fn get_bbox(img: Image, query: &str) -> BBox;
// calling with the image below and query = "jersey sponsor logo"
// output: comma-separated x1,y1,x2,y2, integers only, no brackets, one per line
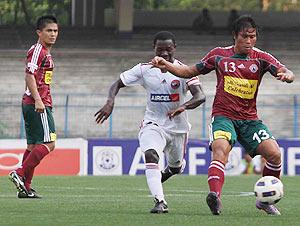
224,76,258,99
249,64,258,73
171,79,180,89
150,93,179,102
44,71,53,85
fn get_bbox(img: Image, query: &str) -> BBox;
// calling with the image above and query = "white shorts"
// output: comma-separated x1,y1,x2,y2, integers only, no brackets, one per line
138,122,188,168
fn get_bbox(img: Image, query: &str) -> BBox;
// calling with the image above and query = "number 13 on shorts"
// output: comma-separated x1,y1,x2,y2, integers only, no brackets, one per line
252,129,274,144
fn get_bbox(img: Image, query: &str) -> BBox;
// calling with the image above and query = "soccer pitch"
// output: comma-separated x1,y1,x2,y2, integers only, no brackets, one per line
0,175,299,226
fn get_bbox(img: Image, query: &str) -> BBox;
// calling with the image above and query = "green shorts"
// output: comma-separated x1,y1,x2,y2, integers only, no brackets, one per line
209,115,275,157
22,104,56,144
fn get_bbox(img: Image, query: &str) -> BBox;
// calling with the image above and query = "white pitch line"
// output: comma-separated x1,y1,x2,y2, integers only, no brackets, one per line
37,186,254,197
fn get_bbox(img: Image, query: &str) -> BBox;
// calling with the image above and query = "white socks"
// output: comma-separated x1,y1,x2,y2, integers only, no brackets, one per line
145,164,165,203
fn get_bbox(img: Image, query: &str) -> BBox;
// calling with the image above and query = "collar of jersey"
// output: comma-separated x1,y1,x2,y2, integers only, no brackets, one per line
231,53,248,59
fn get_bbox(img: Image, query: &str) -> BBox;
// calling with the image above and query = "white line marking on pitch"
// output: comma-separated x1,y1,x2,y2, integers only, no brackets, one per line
39,186,254,197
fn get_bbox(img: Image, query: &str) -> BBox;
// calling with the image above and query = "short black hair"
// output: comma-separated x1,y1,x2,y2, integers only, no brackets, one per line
36,15,58,30
153,31,176,46
232,15,259,35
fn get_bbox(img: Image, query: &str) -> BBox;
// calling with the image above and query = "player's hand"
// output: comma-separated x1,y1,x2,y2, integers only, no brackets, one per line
35,99,45,113
167,106,185,120
151,56,167,70
94,102,114,124
276,68,295,83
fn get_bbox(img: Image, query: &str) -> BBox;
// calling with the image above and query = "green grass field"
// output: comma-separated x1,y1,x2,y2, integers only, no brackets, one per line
0,175,299,226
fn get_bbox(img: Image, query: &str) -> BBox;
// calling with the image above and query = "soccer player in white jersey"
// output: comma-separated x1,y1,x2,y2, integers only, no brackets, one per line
95,31,205,213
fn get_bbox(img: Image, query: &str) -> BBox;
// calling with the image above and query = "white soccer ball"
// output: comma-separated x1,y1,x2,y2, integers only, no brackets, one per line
254,176,284,205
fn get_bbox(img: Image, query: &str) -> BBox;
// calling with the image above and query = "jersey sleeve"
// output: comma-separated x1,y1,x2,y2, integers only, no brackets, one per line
258,51,285,76
195,47,218,74
186,76,201,87
25,44,45,75
120,63,144,86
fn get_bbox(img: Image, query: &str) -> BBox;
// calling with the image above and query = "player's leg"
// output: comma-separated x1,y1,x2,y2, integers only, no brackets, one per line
22,106,56,196
207,116,236,215
20,141,55,198
256,140,281,178
9,104,35,194
10,105,56,198
238,120,281,215
161,159,186,183
139,123,168,213
22,148,31,163
161,132,187,183
237,120,281,178
255,139,281,215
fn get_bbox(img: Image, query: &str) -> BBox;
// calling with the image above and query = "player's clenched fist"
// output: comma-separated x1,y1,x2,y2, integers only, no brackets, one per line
276,67,295,83
151,56,167,69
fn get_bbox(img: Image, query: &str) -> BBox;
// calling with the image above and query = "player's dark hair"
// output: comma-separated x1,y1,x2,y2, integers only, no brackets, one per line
153,31,176,46
232,15,259,36
36,15,58,30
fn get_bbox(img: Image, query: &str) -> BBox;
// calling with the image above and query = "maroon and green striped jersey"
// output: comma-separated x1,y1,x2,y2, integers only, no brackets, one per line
196,46,284,120
23,43,54,107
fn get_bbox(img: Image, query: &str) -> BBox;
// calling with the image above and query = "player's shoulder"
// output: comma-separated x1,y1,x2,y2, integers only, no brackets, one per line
138,62,157,73
205,46,233,57
140,62,153,68
173,59,200,84
123,62,155,77
212,46,233,54
252,47,275,58
27,43,46,57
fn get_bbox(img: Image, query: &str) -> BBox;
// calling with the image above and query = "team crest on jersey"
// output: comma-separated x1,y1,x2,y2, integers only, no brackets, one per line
249,64,258,73
171,79,180,89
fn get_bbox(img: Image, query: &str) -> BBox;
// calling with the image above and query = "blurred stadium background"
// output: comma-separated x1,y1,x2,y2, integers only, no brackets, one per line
0,0,299,140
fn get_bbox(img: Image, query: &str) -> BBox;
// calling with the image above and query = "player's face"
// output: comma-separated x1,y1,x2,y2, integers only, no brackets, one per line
37,23,58,47
154,39,176,63
234,27,257,55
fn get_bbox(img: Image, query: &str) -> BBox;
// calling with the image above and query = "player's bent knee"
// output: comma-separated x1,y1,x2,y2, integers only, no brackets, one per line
145,149,159,164
268,151,281,165
212,148,228,164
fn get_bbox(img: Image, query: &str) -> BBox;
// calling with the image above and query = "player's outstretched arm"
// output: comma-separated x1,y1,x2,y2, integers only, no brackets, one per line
167,84,206,119
95,79,125,124
276,67,295,83
151,56,200,78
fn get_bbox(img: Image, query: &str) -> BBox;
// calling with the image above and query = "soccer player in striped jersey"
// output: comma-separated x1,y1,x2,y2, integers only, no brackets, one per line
9,15,58,198
151,16,295,216
95,31,206,213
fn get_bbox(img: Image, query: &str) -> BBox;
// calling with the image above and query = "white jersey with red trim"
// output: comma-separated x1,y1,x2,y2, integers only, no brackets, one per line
120,59,201,133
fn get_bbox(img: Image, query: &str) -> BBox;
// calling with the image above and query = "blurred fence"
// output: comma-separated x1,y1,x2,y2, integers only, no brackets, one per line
0,93,299,140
